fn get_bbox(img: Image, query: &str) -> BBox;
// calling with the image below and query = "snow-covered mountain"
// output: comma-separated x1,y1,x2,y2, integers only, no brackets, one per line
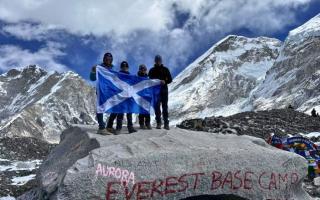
169,35,281,124
169,13,320,124
0,65,96,143
251,13,320,113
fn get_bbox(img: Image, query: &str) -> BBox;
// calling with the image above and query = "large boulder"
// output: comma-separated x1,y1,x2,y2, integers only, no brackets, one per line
28,126,311,200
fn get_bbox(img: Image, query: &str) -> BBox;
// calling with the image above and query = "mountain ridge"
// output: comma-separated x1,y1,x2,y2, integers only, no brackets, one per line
169,13,320,124
0,65,96,143
169,34,282,124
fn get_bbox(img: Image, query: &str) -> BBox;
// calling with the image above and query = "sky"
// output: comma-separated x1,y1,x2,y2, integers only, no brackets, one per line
0,0,320,80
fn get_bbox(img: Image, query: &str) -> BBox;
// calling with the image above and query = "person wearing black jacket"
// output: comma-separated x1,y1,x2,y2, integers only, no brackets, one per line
106,61,137,134
137,64,152,130
90,52,115,135
148,55,172,130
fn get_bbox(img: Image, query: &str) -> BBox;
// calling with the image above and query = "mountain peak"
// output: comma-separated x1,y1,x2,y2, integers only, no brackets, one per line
178,35,281,77
2,65,47,78
1,66,81,81
213,35,280,53
62,70,81,79
22,64,45,72
169,35,281,123
287,13,320,43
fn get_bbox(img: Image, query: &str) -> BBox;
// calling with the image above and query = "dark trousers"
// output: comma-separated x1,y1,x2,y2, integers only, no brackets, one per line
107,113,117,129
97,113,105,129
107,113,133,130
139,114,151,126
155,90,169,125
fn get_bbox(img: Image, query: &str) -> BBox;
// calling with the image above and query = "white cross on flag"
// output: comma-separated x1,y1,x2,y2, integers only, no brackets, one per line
96,65,161,114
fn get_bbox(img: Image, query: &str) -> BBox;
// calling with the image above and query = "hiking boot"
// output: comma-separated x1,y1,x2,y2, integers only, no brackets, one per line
97,128,110,135
114,129,121,135
128,127,137,134
146,124,152,130
156,123,161,129
164,124,170,130
106,127,116,134
139,124,146,129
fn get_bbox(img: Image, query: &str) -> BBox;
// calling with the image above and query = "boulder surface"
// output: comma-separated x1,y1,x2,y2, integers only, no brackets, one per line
27,126,311,200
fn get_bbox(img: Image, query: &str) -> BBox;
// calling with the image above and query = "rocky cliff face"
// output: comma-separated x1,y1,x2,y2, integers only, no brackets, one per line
0,65,96,143
251,14,320,114
169,35,281,124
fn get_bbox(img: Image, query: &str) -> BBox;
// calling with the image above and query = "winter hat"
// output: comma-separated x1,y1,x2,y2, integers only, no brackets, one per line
139,64,147,71
103,52,113,62
120,61,129,69
154,55,162,62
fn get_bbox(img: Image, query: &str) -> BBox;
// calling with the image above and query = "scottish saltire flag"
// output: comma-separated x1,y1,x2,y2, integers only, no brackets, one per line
96,65,161,114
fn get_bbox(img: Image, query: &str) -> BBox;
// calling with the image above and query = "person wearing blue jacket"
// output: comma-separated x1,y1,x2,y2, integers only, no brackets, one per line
90,52,116,135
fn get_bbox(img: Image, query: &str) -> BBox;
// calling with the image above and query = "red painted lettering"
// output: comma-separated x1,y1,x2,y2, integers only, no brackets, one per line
136,181,151,200
222,171,233,189
211,171,222,190
269,173,277,190
189,173,205,190
105,181,120,200
233,170,243,190
259,172,269,190
165,176,178,195
244,171,254,190
290,173,299,185
151,179,164,197
125,183,138,200
177,174,189,192
278,173,288,190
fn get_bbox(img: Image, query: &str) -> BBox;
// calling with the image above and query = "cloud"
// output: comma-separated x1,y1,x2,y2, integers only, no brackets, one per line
0,42,69,72
0,0,315,75
1,22,60,41
0,0,173,37
0,0,312,37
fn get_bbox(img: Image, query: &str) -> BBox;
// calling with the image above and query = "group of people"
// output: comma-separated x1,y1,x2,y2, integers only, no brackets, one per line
90,52,172,135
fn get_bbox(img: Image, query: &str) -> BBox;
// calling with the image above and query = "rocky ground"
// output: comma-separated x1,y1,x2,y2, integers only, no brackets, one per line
304,179,320,197
178,108,320,198
0,137,56,197
178,109,320,140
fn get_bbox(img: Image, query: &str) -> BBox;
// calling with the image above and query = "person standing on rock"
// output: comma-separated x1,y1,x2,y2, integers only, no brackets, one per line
90,52,115,135
148,55,172,130
106,61,137,134
137,64,152,130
